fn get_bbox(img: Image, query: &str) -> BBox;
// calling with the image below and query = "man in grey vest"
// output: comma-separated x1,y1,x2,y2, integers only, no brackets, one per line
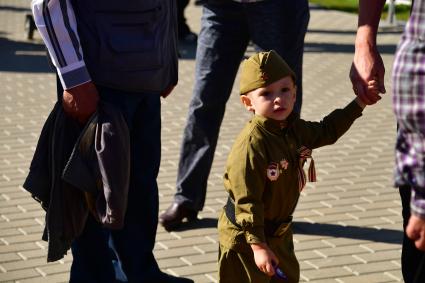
31,0,193,282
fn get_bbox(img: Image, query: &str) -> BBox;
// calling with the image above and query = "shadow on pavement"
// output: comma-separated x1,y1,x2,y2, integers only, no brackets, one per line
0,35,53,73
0,5,31,13
294,221,403,245
308,28,404,35
177,40,397,60
167,219,403,245
304,42,397,54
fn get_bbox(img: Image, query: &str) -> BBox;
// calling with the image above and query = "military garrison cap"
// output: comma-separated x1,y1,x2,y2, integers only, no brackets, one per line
240,50,296,95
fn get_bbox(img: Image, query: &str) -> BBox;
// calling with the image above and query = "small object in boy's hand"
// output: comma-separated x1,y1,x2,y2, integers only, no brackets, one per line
273,264,288,281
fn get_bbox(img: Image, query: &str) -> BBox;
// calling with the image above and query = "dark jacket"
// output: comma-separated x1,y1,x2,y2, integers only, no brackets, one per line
23,102,130,262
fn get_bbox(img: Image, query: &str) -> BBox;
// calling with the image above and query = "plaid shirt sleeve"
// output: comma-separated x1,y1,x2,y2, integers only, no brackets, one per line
392,1,425,219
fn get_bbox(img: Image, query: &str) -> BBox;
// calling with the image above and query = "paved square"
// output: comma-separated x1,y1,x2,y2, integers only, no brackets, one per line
0,1,403,282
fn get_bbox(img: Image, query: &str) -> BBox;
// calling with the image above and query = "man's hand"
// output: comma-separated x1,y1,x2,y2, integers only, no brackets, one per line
351,0,386,105
406,214,425,251
250,242,278,277
63,81,99,124
350,43,386,105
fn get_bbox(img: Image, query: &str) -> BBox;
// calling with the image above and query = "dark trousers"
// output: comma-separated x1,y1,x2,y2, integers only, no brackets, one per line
63,84,163,282
177,0,191,35
399,186,425,283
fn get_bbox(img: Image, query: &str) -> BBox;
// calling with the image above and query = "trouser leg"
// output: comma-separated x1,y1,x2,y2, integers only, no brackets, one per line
60,78,116,283
247,0,309,114
70,216,116,283
177,0,191,36
110,91,162,281
175,1,249,211
88,86,163,282
399,186,425,283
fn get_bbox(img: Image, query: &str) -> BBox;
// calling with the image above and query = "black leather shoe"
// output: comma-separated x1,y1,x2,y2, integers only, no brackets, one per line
159,202,198,231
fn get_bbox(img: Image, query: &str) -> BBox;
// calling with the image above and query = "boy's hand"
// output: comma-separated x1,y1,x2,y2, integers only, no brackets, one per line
354,78,380,109
367,78,380,97
250,242,278,276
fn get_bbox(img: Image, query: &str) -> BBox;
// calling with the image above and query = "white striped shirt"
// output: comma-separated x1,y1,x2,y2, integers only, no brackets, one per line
31,0,91,90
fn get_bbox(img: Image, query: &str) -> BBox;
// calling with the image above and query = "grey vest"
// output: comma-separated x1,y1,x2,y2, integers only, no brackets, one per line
71,0,178,93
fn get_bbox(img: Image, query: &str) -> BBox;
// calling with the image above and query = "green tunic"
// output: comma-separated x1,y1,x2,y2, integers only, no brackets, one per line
218,100,363,283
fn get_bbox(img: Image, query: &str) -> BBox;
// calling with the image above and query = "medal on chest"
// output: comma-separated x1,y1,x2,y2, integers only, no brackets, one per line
280,159,289,170
266,158,289,181
266,162,280,181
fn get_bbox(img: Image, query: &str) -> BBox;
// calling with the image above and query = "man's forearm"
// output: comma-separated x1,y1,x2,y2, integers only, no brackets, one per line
356,0,386,47
350,0,387,103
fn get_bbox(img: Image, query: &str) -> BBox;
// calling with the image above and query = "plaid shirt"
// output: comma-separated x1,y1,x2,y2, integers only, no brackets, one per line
392,0,425,218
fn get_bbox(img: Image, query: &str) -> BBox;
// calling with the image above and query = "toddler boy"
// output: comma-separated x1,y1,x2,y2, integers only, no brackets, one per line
218,50,377,282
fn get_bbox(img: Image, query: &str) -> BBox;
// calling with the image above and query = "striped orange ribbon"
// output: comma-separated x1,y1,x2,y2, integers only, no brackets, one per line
298,146,317,191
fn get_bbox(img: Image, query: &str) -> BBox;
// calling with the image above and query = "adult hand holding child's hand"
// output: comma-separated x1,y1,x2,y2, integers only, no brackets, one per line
350,42,386,105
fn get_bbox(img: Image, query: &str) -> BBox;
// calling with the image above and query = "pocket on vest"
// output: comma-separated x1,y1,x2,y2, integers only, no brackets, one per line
94,3,164,72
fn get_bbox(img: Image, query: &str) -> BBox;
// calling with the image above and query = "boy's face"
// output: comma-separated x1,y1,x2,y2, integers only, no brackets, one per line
241,76,297,121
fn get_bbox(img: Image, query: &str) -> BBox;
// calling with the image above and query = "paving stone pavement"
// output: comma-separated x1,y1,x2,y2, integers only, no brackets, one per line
0,1,405,282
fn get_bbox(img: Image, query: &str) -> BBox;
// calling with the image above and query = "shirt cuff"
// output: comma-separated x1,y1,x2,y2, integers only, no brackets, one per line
244,226,266,244
57,62,91,90
354,97,366,109
411,189,425,220
345,99,364,118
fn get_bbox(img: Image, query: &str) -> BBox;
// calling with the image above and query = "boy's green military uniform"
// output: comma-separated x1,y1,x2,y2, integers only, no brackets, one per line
218,101,363,283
